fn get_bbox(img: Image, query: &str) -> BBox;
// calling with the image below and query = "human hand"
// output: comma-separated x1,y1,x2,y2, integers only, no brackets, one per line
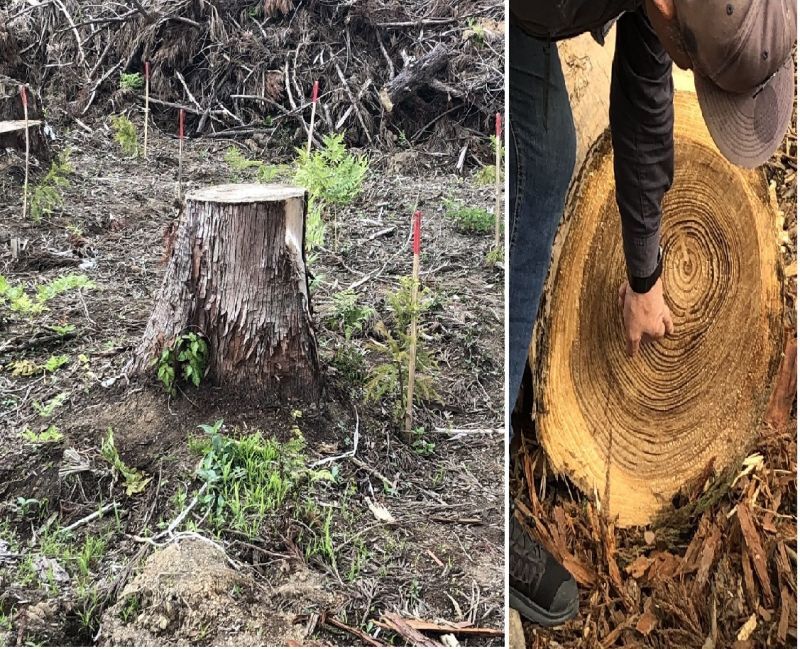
617,278,674,357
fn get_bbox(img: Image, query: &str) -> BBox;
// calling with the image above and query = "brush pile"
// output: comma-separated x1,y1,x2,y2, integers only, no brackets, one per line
2,0,503,152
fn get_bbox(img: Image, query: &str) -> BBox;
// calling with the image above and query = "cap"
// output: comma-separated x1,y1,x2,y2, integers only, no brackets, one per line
675,0,796,168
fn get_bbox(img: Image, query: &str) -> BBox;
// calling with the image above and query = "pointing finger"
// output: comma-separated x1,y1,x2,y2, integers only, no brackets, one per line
664,310,675,336
627,334,641,357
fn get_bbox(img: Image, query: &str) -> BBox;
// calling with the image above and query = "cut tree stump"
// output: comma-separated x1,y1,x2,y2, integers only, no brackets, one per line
379,43,449,113
532,91,784,527
0,76,50,161
132,184,321,401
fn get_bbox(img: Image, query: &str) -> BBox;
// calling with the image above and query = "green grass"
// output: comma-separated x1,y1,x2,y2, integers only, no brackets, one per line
445,199,494,234
224,147,286,183
192,422,331,538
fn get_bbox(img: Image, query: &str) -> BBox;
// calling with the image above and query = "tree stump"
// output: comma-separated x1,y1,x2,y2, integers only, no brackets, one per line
133,184,321,402
533,90,784,527
0,76,50,161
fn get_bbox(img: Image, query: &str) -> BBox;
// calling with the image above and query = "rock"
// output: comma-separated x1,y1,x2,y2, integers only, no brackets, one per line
99,537,336,647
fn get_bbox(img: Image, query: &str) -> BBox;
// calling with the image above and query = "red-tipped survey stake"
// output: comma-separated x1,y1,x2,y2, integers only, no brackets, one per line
494,112,502,249
404,210,423,436
143,61,150,159
306,80,319,155
21,86,29,221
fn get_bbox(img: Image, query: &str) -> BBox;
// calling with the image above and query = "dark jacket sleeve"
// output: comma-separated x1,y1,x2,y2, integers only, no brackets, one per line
609,7,674,279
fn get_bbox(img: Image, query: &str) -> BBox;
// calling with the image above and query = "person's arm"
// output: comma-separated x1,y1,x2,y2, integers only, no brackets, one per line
610,6,674,285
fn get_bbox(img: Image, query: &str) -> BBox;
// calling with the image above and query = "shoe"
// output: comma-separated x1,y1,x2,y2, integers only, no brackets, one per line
509,515,579,627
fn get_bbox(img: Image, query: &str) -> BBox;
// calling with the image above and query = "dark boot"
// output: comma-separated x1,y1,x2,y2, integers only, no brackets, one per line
509,515,579,627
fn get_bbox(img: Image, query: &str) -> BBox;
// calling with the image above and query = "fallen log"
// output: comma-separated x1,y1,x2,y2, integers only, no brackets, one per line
132,184,321,402
379,43,449,113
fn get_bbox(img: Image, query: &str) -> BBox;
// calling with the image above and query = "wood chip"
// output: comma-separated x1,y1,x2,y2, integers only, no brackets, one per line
635,610,658,635
736,504,774,607
736,612,758,641
643,530,656,545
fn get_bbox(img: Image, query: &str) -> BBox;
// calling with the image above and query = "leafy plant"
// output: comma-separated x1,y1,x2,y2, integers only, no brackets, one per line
119,72,144,91
330,343,367,384
485,246,504,265
445,199,495,234
22,425,63,443
0,273,93,318
30,149,72,221
294,133,368,251
224,147,285,183
327,289,375,340
101,428,151,496
111,115,138,157
42,354,69,373
154,332,209,396
32,392,69,417
191,421,331,537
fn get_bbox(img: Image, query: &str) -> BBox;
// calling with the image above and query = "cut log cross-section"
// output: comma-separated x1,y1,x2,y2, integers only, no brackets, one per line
133,184,321,402
533,91,784,527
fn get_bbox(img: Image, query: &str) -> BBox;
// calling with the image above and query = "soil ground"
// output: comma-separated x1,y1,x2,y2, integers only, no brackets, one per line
0,118,505,646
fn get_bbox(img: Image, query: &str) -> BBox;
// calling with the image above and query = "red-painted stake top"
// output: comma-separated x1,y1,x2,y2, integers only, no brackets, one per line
20,85,27,108
179,108,185,140
312,80,319,103
412,210,422,255
145,61,150,79
495,112,502,138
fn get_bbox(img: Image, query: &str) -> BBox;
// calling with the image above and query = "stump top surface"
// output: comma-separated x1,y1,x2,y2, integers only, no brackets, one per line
186,184,306,203
0,120,43,134
533,91,783,527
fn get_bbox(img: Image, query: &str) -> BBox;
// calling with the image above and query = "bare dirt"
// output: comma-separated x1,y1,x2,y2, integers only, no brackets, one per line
0,115,505,646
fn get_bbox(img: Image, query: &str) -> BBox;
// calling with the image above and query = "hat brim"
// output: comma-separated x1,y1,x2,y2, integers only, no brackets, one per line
694,57,794,169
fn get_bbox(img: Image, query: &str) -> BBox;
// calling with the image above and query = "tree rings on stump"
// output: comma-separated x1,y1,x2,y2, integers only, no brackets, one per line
533,91,784,527
133,183,321,402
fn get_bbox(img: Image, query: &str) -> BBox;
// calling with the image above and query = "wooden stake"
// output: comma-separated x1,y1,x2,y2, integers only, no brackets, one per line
143,61,150,159
177,108,185,201
21,85,29,220
404,210,422,439
306,80,319,156
494,112,502,249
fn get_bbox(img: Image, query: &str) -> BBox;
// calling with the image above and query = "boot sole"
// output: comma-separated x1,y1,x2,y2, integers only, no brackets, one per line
509,587,579,628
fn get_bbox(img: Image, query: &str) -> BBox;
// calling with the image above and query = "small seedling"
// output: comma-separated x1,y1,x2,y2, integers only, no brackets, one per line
327,289,375,339
33,392,69,417
224,147,284,183
42,354,69,373
120,72,144,92
112,115,138,157
294,133,368,251
21,425,63,443
445,200,494,234
154,331,209,395
101,428,151,496
30,149,72,221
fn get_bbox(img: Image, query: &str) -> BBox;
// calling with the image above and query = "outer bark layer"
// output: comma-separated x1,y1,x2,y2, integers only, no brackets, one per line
133,184,321,401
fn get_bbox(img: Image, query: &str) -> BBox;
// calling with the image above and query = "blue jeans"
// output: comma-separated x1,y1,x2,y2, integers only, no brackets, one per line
509,26,577,420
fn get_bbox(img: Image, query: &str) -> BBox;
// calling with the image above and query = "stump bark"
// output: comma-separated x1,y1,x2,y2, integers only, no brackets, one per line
533,90,784,527
133,184,321,401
